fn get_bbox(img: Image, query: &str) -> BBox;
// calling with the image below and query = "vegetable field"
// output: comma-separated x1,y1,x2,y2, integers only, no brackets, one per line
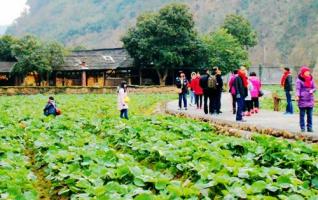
1,94,318,200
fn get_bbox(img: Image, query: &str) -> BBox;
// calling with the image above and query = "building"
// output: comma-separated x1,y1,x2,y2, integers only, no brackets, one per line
0,48,134,87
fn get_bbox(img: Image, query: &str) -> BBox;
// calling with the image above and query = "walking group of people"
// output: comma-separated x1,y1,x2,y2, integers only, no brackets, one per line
176,67,223,114
175,66,262,119
229,67,263,122
176,65,316,132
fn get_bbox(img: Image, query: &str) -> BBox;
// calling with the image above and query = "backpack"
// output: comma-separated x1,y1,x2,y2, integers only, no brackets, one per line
207,75,217,89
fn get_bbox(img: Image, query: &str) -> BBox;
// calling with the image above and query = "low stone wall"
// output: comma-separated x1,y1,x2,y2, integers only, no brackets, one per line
0,86,177,96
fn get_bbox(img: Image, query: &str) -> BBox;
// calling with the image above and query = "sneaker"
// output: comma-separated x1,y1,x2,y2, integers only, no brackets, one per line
178,108,182,111
301,129,306,132
236,119,247,122
255,108,259,113
185,107,188,110
308,128,313,132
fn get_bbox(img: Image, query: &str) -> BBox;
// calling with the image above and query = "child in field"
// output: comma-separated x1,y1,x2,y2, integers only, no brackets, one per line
296,66,316,132
118,81,129,119
43,96,59,116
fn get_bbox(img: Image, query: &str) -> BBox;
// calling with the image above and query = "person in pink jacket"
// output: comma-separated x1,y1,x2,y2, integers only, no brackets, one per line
228,70,238,114
249,72,262,114
117,81,129,119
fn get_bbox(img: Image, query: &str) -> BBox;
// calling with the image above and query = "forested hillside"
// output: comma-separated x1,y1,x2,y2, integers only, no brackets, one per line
6,0,318,66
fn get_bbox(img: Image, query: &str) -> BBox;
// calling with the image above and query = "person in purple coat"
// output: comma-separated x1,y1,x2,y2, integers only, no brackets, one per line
296,66,316,132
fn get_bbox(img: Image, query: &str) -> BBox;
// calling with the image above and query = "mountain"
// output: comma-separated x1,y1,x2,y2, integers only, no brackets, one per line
0,26,7,35
6,0,318,66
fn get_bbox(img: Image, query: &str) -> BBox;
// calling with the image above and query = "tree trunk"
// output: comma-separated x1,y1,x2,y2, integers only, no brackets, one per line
156,69,168,86
46,72,50,86
139,68,142,85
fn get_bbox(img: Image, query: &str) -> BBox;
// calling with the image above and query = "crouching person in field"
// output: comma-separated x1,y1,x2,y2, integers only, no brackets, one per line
43,96,60,116
118,81,129,120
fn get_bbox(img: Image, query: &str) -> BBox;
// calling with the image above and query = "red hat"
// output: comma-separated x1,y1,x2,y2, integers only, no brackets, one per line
300,65,310,76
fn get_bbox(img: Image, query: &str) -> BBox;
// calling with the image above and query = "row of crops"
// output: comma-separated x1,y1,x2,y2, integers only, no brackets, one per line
1,94,318,199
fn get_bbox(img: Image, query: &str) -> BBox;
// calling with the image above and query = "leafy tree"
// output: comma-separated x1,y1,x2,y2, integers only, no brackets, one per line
122,3,204,85
11,35,65,85
222,14,257,49
202,28,249,74
45,41,67,70
0,35,18,61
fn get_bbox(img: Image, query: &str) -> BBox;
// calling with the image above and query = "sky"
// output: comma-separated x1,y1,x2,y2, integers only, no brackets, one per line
0,0,28,26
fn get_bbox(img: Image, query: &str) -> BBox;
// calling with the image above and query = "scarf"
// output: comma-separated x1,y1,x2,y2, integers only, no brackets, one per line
238,70,248,88
280,71,290,87
300,66,312,88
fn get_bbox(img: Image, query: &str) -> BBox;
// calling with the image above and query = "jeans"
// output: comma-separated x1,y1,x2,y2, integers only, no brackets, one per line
178,93,187,109
120,109,128,119
285,91,293,114
195,94,203,108
203,91,212,114
189,90,195,105
299,107,313,131
236,97,244,121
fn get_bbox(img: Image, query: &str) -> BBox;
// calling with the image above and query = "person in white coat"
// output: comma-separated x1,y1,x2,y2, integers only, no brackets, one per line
244,79,254,116
117,81,129,119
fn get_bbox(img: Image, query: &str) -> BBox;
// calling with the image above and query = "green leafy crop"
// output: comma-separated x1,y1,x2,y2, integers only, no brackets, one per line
0,93,318,199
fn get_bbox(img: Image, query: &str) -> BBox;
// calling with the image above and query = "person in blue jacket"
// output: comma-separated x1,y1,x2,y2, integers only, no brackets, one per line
43,96,57,116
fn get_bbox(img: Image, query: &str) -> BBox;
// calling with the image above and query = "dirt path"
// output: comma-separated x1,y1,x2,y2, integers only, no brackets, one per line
23,134,53,200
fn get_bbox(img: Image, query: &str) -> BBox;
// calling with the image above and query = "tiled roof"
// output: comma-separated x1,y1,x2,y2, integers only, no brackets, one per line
0,62,15,73
0,48,133,73
56,48,133,71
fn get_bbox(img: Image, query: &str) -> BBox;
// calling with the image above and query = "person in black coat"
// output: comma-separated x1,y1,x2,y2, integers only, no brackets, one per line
234,69,248,121
211,67,223,114
199,69,213,114
281,67,294,114
176,72,189,110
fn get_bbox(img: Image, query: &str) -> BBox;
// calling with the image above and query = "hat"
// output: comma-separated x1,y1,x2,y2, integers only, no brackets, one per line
300,65,310,76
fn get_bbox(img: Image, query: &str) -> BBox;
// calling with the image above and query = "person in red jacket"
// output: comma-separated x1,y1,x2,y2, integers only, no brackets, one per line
190,72,204,109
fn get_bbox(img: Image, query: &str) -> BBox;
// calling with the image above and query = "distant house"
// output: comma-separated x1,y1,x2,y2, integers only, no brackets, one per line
0,48,134,87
